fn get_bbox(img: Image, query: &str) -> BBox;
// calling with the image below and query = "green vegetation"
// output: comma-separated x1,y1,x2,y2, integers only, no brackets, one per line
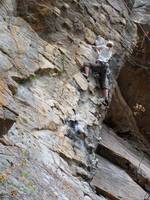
21,172,30,178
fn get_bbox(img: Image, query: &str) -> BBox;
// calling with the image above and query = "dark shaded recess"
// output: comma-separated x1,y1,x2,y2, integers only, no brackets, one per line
94,186,118,200
95,144,133,173
105,25,150,146
0,118,15,137
117,27,150,141
0,107,17,137
104,117,134,140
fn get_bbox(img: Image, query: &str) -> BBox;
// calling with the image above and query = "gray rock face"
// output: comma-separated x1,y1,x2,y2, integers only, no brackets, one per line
91,155,147,200
0,0,149,200
132,0,150,26
97,126,150,191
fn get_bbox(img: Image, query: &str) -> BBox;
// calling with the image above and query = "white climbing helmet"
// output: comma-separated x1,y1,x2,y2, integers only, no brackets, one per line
106,40,114,47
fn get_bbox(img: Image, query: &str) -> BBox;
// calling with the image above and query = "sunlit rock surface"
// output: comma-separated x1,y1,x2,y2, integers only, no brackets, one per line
0,0,150,199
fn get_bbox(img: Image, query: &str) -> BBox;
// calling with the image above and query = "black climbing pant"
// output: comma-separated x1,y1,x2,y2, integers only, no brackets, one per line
85,61,110,89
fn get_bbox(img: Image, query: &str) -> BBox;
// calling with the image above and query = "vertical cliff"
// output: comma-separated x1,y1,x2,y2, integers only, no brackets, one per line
0,0,150,199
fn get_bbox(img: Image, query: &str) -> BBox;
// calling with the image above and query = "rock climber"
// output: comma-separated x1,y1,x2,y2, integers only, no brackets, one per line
83,39,114,105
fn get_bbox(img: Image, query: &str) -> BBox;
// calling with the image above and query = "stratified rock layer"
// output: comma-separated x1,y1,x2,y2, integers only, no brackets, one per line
91,155,147,200
0,0,150,200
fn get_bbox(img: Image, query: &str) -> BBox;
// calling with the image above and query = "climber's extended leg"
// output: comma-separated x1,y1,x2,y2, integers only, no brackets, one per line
101,88,109,99
99,63,110,105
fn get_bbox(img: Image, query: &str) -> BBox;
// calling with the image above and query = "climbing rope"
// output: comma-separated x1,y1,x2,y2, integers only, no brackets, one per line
119,0,150,68
122,0,150,41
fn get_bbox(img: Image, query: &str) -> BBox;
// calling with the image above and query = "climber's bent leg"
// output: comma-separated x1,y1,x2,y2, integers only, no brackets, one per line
83,62,100,78
99,63,110,105
101,87,109,106
101,88,109,99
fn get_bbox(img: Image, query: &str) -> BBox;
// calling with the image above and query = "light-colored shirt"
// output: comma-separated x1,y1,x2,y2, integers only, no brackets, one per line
96,45,112,63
